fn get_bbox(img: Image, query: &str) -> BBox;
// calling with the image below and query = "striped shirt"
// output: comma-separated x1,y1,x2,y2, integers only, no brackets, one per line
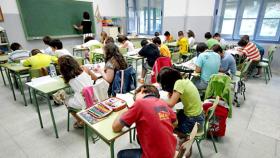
239,42,260,61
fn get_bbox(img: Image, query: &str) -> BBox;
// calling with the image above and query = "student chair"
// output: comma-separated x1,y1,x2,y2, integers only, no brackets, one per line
259,45,276,81
194,96,219,158
232,59,252,106
174,123,198,158
89,45,103,64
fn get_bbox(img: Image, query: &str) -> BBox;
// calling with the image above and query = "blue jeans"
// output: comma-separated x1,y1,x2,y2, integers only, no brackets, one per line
176,109,205,134
117,149,142,158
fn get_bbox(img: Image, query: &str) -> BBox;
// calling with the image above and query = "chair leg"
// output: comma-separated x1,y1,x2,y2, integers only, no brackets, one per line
129,130,132,143
269,65,272,78
210,133,218,153
133,128,136,141
264,67,268,84
196,139,203,158
67,111,70,132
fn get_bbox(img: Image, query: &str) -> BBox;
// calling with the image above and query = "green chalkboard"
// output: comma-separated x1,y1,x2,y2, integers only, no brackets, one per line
16,0,95,40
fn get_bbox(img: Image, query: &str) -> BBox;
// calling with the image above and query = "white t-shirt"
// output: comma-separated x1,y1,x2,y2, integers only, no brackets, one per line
43,46,55,56
68,72,93,109
188,37,196,47
55,49,72,57
125,41,135,52
81,40,102,49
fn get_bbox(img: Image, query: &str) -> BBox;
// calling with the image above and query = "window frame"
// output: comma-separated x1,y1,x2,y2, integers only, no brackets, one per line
126,0,164,35
216,0,280,43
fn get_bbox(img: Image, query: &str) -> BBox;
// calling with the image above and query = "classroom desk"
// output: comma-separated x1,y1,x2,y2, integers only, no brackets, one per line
173,57,196,79
78,108,133,158
166,42,178,53
1,63,30,106
26,76,69,138
72,47,90,59
0,55,8,85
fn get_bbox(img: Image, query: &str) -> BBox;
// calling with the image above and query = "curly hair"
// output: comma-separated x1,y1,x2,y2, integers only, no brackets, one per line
58,55,83,83
157,67,182,93
103,43,127,70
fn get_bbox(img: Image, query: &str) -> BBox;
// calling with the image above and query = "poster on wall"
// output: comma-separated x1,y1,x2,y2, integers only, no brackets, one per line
0,7,4,22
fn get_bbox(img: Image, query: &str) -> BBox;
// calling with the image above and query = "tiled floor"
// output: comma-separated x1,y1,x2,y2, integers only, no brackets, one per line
0,68,279,158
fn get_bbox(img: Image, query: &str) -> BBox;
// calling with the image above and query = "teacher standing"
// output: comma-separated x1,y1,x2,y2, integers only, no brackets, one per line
74,11,93,40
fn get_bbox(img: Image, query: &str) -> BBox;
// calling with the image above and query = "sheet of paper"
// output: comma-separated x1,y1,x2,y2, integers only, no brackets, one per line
116,93,135,108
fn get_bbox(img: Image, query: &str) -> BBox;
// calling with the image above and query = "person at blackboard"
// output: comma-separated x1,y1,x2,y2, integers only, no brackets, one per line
49,39,72,58
73,11,92,40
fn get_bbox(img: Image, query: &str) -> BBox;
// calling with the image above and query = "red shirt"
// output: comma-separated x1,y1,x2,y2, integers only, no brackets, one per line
120,96,177,158
240,42,260,61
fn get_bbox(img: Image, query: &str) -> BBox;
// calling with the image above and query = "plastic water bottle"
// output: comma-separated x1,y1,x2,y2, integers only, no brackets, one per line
49,63,57,77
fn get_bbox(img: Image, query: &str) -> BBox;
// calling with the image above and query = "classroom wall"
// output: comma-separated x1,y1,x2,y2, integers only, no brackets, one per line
162,0,216,42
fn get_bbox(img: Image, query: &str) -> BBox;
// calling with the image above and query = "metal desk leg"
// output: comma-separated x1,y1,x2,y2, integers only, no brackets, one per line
46,94,59,138
84,124,90,158
135,59,138,77
16,73,27,106
0,66,6,86
6,69,16,101
110,141,115,158
32,89,43,128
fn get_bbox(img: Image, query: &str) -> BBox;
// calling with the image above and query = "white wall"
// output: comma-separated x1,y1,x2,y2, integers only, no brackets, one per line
93,0,126,17
163,0,187,17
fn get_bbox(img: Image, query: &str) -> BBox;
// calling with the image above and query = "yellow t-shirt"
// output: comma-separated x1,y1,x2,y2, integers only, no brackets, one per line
159,44,171,58
177,37,189,55
23,53,58,69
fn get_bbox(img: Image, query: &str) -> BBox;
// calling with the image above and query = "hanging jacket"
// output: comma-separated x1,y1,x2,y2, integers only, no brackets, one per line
204,74,233,118
151,57,172,83
110,66,137,96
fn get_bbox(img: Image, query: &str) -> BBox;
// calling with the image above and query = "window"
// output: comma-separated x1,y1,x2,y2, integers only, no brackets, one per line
126,0,163,35
216,0,280,42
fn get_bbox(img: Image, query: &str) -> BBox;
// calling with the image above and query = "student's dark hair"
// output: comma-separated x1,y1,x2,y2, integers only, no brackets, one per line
212,44,223,54
134,84,160,98
157,67,182,93
164,31,170,36
117,35,128,43
43,36,52,45
204,32,212,39
213,33,221,38
154,32,160,37
105,37,115,44
196,42,208,53
103,43,127,69
241,35,250,42
178,31,184,36
10,42,21,51
84,36,94,43
237,39,248,47
187,30,195,38
140,39,149,47
58,55,83,83
83,11,90,20
49,39,63,49
152,37,161,45
31,49,42,56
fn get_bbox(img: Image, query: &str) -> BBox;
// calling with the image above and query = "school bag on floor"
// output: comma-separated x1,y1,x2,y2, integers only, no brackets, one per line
203,99,229,137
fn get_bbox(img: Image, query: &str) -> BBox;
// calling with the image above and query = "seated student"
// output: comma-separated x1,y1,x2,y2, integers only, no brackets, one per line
104,36,115,44
154,31,165,43
42,36,54,56
241,35,265,60
9,42,30,62
213,33,227,49
204,32,220,49
138,39,160,83
152,37,171,58
212,44,236,76
23,49,57,69
83,43,127,95
177,31,189,60
81,36,102,49
117,35,134,52
195,42,208,57
164,31,174,43
49,39,72,58
100,31,108,44
237,38,261,77
187,30,196,48
193,45,221,90
58,55,94,128
157,67,204,137
113,84,177,158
